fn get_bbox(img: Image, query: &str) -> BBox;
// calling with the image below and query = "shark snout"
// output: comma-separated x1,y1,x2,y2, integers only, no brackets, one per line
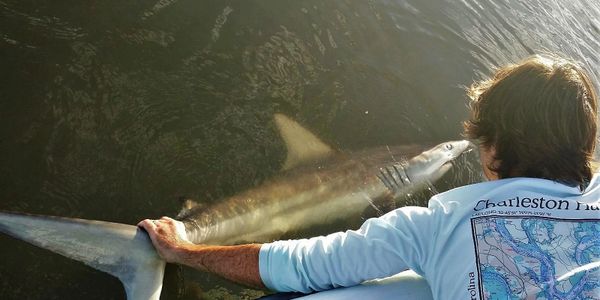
438,140,476,172
441,140,476,161
401,140,476,185
434,140,475,177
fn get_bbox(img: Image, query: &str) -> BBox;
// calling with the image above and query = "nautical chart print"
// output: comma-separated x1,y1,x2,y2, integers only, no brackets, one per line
471,216,600,299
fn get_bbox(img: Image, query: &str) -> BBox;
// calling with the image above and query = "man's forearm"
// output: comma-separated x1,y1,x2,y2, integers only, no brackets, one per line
176,243,266,289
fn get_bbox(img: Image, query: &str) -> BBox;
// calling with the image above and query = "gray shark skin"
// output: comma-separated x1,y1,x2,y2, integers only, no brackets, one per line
0,212,165,300
0,114,473,299
179,116,473,244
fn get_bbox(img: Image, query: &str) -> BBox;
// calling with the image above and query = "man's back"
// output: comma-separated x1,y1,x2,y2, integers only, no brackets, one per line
260,176,600,299
423,176,600,299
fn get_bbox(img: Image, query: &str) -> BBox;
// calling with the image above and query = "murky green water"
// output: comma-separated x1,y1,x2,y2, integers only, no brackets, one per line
1,0,599,299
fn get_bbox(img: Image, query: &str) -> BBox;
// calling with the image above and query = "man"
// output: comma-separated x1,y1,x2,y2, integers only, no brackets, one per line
139,55,600,299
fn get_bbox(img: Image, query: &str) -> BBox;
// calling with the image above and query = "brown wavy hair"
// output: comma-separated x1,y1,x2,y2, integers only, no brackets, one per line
463,55,598,188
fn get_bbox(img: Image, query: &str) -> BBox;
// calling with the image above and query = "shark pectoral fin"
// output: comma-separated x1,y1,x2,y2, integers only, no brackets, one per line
274,113,335,170
0,212,166,300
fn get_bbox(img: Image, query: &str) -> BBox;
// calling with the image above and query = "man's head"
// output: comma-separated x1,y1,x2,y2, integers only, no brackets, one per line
463,55,598,188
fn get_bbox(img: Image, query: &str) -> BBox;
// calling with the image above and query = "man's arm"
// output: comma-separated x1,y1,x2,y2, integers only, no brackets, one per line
137,217,266,289
139,206,435,293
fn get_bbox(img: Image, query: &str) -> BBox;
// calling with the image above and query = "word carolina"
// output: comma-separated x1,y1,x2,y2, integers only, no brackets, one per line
473,197,600,212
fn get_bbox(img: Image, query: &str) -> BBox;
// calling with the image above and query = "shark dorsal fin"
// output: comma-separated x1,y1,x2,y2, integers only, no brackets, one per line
274,114,334,170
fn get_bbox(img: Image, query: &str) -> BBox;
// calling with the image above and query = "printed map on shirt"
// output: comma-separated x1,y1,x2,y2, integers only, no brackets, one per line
472,216,600,299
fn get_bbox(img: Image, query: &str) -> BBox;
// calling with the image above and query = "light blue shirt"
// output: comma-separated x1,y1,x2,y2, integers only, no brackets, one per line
259,175,600,299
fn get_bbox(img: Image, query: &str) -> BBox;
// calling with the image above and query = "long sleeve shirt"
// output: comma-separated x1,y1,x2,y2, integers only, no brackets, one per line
259,175,600,299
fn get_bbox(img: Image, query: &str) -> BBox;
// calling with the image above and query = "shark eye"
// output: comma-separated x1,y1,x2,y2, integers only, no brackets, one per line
445,144,453,151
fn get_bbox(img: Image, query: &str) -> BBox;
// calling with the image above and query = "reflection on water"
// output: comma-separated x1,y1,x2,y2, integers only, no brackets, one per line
0,0,598,299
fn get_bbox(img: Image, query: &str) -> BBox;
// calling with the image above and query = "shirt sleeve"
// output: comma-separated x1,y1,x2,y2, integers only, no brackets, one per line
258,206,436,292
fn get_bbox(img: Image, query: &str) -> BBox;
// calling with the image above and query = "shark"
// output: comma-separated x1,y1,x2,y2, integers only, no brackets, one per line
0,114,473,299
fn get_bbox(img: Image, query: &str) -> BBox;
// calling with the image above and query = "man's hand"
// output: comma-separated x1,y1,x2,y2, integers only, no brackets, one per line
137,216,193,264
138,216,265,289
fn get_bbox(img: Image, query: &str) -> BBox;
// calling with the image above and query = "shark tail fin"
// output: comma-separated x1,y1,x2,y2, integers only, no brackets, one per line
0,211,165,300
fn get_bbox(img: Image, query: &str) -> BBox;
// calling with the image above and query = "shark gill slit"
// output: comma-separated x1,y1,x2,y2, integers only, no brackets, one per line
392,165,406,185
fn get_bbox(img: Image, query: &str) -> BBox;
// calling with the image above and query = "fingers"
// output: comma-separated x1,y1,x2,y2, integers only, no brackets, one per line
138,216,174,228
137,219,158,232
138,217,180,242
160,216,178,226
137,216,195,263
137,219,164,251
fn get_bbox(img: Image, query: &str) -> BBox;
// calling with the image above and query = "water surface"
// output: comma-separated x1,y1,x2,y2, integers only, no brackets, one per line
1,0,599,299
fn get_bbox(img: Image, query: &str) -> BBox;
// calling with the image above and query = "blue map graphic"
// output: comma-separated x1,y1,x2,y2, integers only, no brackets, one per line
472,217,600,299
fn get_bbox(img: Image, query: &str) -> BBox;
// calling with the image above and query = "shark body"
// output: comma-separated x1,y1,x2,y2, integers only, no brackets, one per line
0,114,473,299
179,115,472,244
